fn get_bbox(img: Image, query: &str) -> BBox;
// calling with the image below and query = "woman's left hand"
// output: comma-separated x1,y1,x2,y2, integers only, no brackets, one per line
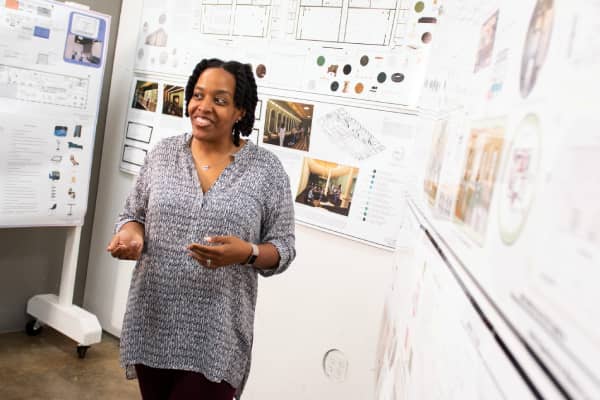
187,236,252,268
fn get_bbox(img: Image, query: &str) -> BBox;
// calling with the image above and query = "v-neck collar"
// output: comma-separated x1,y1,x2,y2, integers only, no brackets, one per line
184,132,252,195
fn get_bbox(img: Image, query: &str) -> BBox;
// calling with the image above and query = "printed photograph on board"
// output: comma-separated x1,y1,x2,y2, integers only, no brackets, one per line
162,84,184,117
63,13,106,68
131,80,158,112
295,157,359,216
263,99,314,152
454,119,505,243
423,119,449,205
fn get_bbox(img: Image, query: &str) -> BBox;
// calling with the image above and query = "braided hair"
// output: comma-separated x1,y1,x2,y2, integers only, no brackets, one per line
185,58,258,146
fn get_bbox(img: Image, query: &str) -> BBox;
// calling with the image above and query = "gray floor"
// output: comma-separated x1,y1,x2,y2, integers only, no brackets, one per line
0,327,139,399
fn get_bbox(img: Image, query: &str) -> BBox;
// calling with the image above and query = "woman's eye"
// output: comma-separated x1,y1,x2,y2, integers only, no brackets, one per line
215,97,227,105
193,93,203,100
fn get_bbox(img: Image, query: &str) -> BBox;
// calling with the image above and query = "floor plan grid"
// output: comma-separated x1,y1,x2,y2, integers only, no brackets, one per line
0,65,89,110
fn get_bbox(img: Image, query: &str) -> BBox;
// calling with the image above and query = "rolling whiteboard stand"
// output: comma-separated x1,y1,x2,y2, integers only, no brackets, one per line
26,226,102,358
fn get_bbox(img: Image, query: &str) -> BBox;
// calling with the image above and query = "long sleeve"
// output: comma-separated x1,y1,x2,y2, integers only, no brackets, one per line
258,163,296,277
114,155,151,233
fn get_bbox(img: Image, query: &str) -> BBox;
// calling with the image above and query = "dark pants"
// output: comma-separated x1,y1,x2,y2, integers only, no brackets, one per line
135,364,236,400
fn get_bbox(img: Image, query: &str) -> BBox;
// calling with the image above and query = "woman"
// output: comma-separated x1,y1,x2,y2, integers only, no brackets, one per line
107,58,296,399
278,122,286,146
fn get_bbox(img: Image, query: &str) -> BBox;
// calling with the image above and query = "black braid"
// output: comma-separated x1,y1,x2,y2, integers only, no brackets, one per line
185,58,258,147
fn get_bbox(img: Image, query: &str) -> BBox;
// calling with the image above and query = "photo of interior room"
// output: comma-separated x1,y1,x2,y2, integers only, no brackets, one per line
131,80,158,112
64,34,103,66
161,84,183,117
454,122,505,242
295,157,359,216
263,99,313,151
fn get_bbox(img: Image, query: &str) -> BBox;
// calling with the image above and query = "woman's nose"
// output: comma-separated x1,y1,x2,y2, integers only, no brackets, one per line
192,98,211,113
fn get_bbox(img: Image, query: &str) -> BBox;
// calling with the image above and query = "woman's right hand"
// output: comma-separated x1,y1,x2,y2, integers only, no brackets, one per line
106,222,144,260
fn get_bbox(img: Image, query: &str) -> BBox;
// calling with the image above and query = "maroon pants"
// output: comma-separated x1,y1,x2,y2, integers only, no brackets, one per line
135,364,236,400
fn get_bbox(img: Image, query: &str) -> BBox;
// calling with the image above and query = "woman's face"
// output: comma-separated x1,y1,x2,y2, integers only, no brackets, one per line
188,67,244,143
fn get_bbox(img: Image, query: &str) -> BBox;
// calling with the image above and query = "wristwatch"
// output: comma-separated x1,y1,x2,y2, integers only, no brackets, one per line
244,243,259,266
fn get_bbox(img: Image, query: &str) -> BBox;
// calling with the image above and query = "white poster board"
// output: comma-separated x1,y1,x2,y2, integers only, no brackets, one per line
118,0,439,248
0,0,110,227
407,0,600,397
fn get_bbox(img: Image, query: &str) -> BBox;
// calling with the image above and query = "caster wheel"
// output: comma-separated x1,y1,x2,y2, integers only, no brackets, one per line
77,345,90,359
25,320,43,336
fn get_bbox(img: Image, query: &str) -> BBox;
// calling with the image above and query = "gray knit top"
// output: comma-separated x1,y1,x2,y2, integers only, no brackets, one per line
116,133,296,397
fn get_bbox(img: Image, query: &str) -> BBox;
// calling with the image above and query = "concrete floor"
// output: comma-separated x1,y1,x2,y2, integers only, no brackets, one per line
0,327,139,400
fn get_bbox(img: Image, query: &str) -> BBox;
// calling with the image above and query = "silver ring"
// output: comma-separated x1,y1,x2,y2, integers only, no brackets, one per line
206,258,212,267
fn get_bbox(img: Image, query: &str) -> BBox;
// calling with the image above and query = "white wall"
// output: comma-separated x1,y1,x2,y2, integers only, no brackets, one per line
245,225,393,399
83,1,394,398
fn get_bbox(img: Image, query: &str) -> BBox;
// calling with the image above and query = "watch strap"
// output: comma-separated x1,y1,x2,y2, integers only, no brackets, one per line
245,243,259,266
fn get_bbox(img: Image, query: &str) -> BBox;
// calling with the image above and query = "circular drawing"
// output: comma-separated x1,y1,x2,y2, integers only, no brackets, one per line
498,114,542,244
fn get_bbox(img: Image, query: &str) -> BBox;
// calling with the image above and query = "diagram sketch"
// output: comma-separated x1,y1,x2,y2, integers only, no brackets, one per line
343,6,396,45
200,0,272,37
296,0,399,45
296,4,342,42
319,108,386,160
136,7,186,71
145,26,168,46
233,4,271,37
201,4,233,35
0,65,89,109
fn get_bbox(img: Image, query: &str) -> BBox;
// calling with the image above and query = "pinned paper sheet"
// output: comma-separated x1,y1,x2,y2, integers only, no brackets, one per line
5,0,19,10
